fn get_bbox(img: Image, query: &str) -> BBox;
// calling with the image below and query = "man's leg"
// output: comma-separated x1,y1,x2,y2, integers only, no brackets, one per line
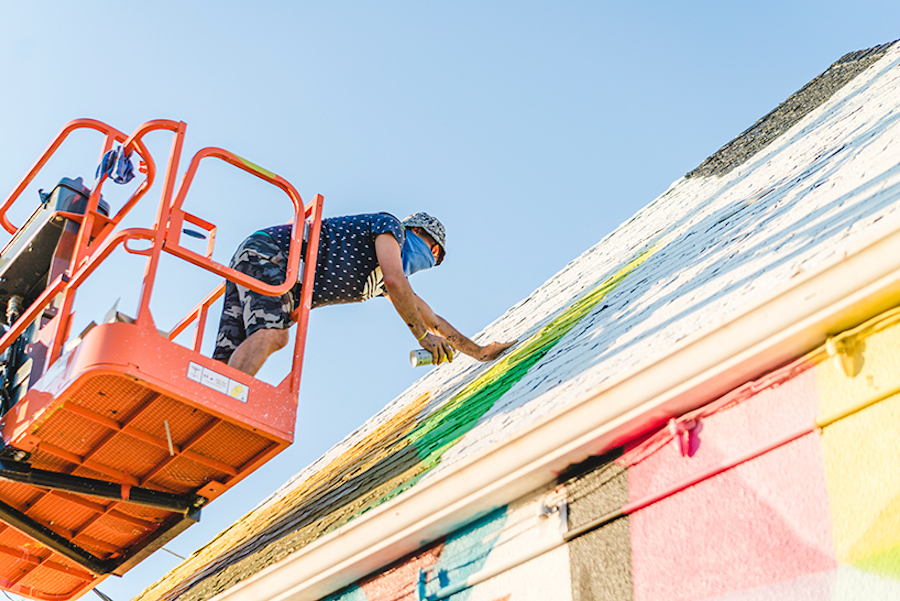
213,233,294,373
214,281,245,364
228,327,289,376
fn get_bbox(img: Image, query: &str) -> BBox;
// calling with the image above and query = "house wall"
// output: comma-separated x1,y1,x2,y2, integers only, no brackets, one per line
324,308,900,601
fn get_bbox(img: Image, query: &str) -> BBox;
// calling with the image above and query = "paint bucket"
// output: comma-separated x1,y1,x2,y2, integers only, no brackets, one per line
410,349,433,367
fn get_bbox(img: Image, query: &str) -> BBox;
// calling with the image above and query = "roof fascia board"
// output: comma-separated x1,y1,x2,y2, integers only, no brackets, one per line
213,223,900,601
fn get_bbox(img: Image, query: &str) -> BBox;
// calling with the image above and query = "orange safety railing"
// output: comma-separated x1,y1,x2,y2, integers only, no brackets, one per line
161,146,323,396
0,118,320,399
0,119,170,243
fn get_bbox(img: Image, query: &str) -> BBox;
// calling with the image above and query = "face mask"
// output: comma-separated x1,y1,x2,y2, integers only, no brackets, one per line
402,231,436,277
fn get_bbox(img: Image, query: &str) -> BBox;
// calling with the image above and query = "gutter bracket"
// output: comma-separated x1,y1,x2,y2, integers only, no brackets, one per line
538,486,569,538
826,335,864,377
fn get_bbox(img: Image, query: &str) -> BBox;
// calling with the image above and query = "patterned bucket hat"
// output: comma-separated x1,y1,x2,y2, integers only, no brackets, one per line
402,212,446,264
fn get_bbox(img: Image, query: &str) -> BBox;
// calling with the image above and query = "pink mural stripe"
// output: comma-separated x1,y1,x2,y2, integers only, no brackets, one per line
628,367,835,600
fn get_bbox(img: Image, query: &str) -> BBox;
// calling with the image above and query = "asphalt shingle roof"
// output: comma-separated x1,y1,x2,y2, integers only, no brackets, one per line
136,40,900,601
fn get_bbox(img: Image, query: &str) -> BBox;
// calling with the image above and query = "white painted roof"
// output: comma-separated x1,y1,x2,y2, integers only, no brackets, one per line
137,41,900,601
272,40,900,499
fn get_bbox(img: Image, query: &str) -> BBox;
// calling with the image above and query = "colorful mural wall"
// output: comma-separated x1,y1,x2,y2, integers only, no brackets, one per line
320,307,900,601
324,497,571,601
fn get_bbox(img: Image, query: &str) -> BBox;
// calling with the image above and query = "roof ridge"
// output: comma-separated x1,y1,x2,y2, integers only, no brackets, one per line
686,40,898,179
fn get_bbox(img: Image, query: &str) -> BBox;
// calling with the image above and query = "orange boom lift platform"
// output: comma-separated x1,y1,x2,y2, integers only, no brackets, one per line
0,119,322,600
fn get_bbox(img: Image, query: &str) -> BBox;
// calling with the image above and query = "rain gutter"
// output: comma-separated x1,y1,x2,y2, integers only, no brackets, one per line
214,223,900,601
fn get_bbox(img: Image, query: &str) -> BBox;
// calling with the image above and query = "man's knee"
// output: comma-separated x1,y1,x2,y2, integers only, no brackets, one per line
254,327,290,353
270,327,290,350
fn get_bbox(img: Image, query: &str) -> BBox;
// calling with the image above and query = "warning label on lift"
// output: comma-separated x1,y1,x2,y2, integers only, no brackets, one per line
187,362,249,403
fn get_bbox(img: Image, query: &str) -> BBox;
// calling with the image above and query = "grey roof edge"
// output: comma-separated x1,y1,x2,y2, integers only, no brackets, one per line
686,40,899,179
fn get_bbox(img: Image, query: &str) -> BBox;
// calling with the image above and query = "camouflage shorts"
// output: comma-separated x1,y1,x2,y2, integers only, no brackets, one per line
213,233,296,363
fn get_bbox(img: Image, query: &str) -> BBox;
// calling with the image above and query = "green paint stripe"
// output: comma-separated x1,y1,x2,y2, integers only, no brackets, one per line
407,248,657,464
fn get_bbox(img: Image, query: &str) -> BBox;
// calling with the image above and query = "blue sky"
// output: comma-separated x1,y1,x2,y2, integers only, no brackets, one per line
0,2,897,599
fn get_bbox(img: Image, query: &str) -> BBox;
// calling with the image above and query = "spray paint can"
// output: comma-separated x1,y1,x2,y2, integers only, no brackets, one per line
410,349,433,367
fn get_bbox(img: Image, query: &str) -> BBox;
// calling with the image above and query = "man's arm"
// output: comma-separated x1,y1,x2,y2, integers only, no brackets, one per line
375,233,516,364
375,233,455,364
414,295,516,361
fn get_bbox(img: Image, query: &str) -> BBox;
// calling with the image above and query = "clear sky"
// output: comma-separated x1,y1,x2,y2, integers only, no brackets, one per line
0,2,897,599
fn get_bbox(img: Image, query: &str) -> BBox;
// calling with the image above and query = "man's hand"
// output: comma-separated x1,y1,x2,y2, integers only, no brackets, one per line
475,340,518,362
421,332,456,365
375,233,518,366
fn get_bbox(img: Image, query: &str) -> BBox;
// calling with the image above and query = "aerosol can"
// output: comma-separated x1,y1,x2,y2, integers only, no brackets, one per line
410,349,433,367
410,348,459,367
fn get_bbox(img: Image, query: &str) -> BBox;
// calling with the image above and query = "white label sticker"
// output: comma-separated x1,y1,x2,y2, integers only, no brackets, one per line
200,369,229,394
187,362,249,402
187,362,204,383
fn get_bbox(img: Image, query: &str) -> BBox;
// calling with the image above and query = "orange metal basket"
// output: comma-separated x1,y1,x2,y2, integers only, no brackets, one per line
0,120,322,599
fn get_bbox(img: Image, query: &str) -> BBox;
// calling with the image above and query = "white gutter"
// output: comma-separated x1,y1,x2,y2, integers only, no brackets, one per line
213,222,900,601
